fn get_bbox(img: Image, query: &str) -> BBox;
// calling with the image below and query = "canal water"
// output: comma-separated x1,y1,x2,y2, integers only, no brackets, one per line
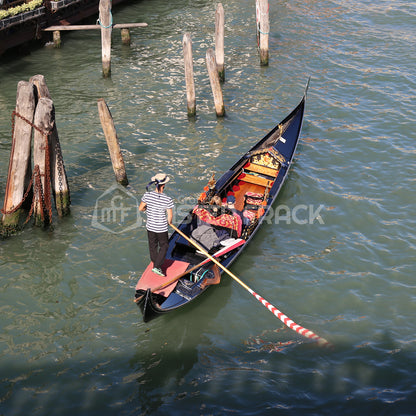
0,0,415,414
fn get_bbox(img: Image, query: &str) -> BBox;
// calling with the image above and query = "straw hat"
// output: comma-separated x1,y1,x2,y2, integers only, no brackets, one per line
151,173,170,185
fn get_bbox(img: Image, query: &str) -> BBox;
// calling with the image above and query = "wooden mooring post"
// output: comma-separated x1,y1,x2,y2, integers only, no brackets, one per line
183,33,196,117
215,3,225,82
99,0,112,77
206,48,225,117
53,30,61,48
121,28,131,45
97,98,128,186
256,0,270,66
30,74,70,217
1,82,35,229
1,75,71,234
33,97,54,226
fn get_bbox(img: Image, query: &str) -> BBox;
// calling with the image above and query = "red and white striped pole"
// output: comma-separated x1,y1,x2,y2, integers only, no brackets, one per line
248,288,331,347
170,224,332,348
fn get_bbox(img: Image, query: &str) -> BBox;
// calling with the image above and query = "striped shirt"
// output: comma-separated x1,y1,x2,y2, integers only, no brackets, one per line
141,191,174,233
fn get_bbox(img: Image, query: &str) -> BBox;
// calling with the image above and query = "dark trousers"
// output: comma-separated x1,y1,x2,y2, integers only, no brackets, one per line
147,230,169,270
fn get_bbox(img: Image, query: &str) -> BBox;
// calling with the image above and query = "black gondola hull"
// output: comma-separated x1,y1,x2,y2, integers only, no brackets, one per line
135,85,308,322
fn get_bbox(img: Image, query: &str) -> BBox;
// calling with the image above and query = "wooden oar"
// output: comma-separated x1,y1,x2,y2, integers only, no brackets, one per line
133,260,205,303
134,260,206,303
170,223,331,348
152,259,208,292
134,256,221,304
134,238,245,303
151,239,244,293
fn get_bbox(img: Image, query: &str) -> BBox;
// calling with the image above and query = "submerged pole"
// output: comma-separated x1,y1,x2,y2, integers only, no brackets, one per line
183,33,196,117
121,28,131,45
99,0,112,77
53,30,61,48
215,3,225,82
97,98,128,186
206,48,225,117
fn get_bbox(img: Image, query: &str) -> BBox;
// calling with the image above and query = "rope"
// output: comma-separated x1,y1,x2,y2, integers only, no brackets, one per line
256,0,270,35
193,268,210,283
97,9,113,29
1,110,53,226
257,28,270,35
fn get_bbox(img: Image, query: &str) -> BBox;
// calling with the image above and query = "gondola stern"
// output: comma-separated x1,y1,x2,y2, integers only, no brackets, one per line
135,288,165,323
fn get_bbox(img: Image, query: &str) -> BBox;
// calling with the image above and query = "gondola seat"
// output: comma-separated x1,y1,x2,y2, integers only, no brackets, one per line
242,191,267,223
192,206,242,238
238,172,274,188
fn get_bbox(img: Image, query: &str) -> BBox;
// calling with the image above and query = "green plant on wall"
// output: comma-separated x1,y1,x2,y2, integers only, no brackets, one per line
0,0,43,20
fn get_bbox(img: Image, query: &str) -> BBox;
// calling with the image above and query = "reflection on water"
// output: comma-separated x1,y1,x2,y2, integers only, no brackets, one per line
129,282,230,414
1,0,416,414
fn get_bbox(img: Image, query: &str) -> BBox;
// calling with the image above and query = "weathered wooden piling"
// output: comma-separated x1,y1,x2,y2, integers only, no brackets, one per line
1,81,36,229
215,3,225,82
30,74,50,99
2,75,71,233
121,28,131,45
33,97,54,226
53,30,61,48
99,0,112,77
97,98,128,186
206,48,225,117
49,134,71,217
183,33,196,117
257,0,269,66
30,74,70,217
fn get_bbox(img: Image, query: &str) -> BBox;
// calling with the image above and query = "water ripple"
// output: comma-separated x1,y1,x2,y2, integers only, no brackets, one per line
1,0,416,414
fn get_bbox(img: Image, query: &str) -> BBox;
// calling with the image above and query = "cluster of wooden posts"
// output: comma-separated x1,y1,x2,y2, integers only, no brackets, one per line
43,0,270,119
43,0,148,77
184,0,270,117
1,75,70,235
44,0,269,87
93,1,270,185
0,0,271,234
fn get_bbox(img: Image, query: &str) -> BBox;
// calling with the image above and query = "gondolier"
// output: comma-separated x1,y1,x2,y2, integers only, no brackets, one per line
139,173,174,277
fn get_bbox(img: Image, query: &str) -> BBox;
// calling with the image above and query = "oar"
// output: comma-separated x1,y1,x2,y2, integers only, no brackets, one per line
170,223,331,348
135,255,224,303
150,259,209,293
134,238,245,302
133,260,205,303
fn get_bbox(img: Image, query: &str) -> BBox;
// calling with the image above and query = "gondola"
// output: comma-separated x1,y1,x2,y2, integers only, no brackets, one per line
135,84,308,322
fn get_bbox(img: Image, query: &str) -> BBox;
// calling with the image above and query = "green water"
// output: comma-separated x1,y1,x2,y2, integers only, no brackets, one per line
1,0,415,414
